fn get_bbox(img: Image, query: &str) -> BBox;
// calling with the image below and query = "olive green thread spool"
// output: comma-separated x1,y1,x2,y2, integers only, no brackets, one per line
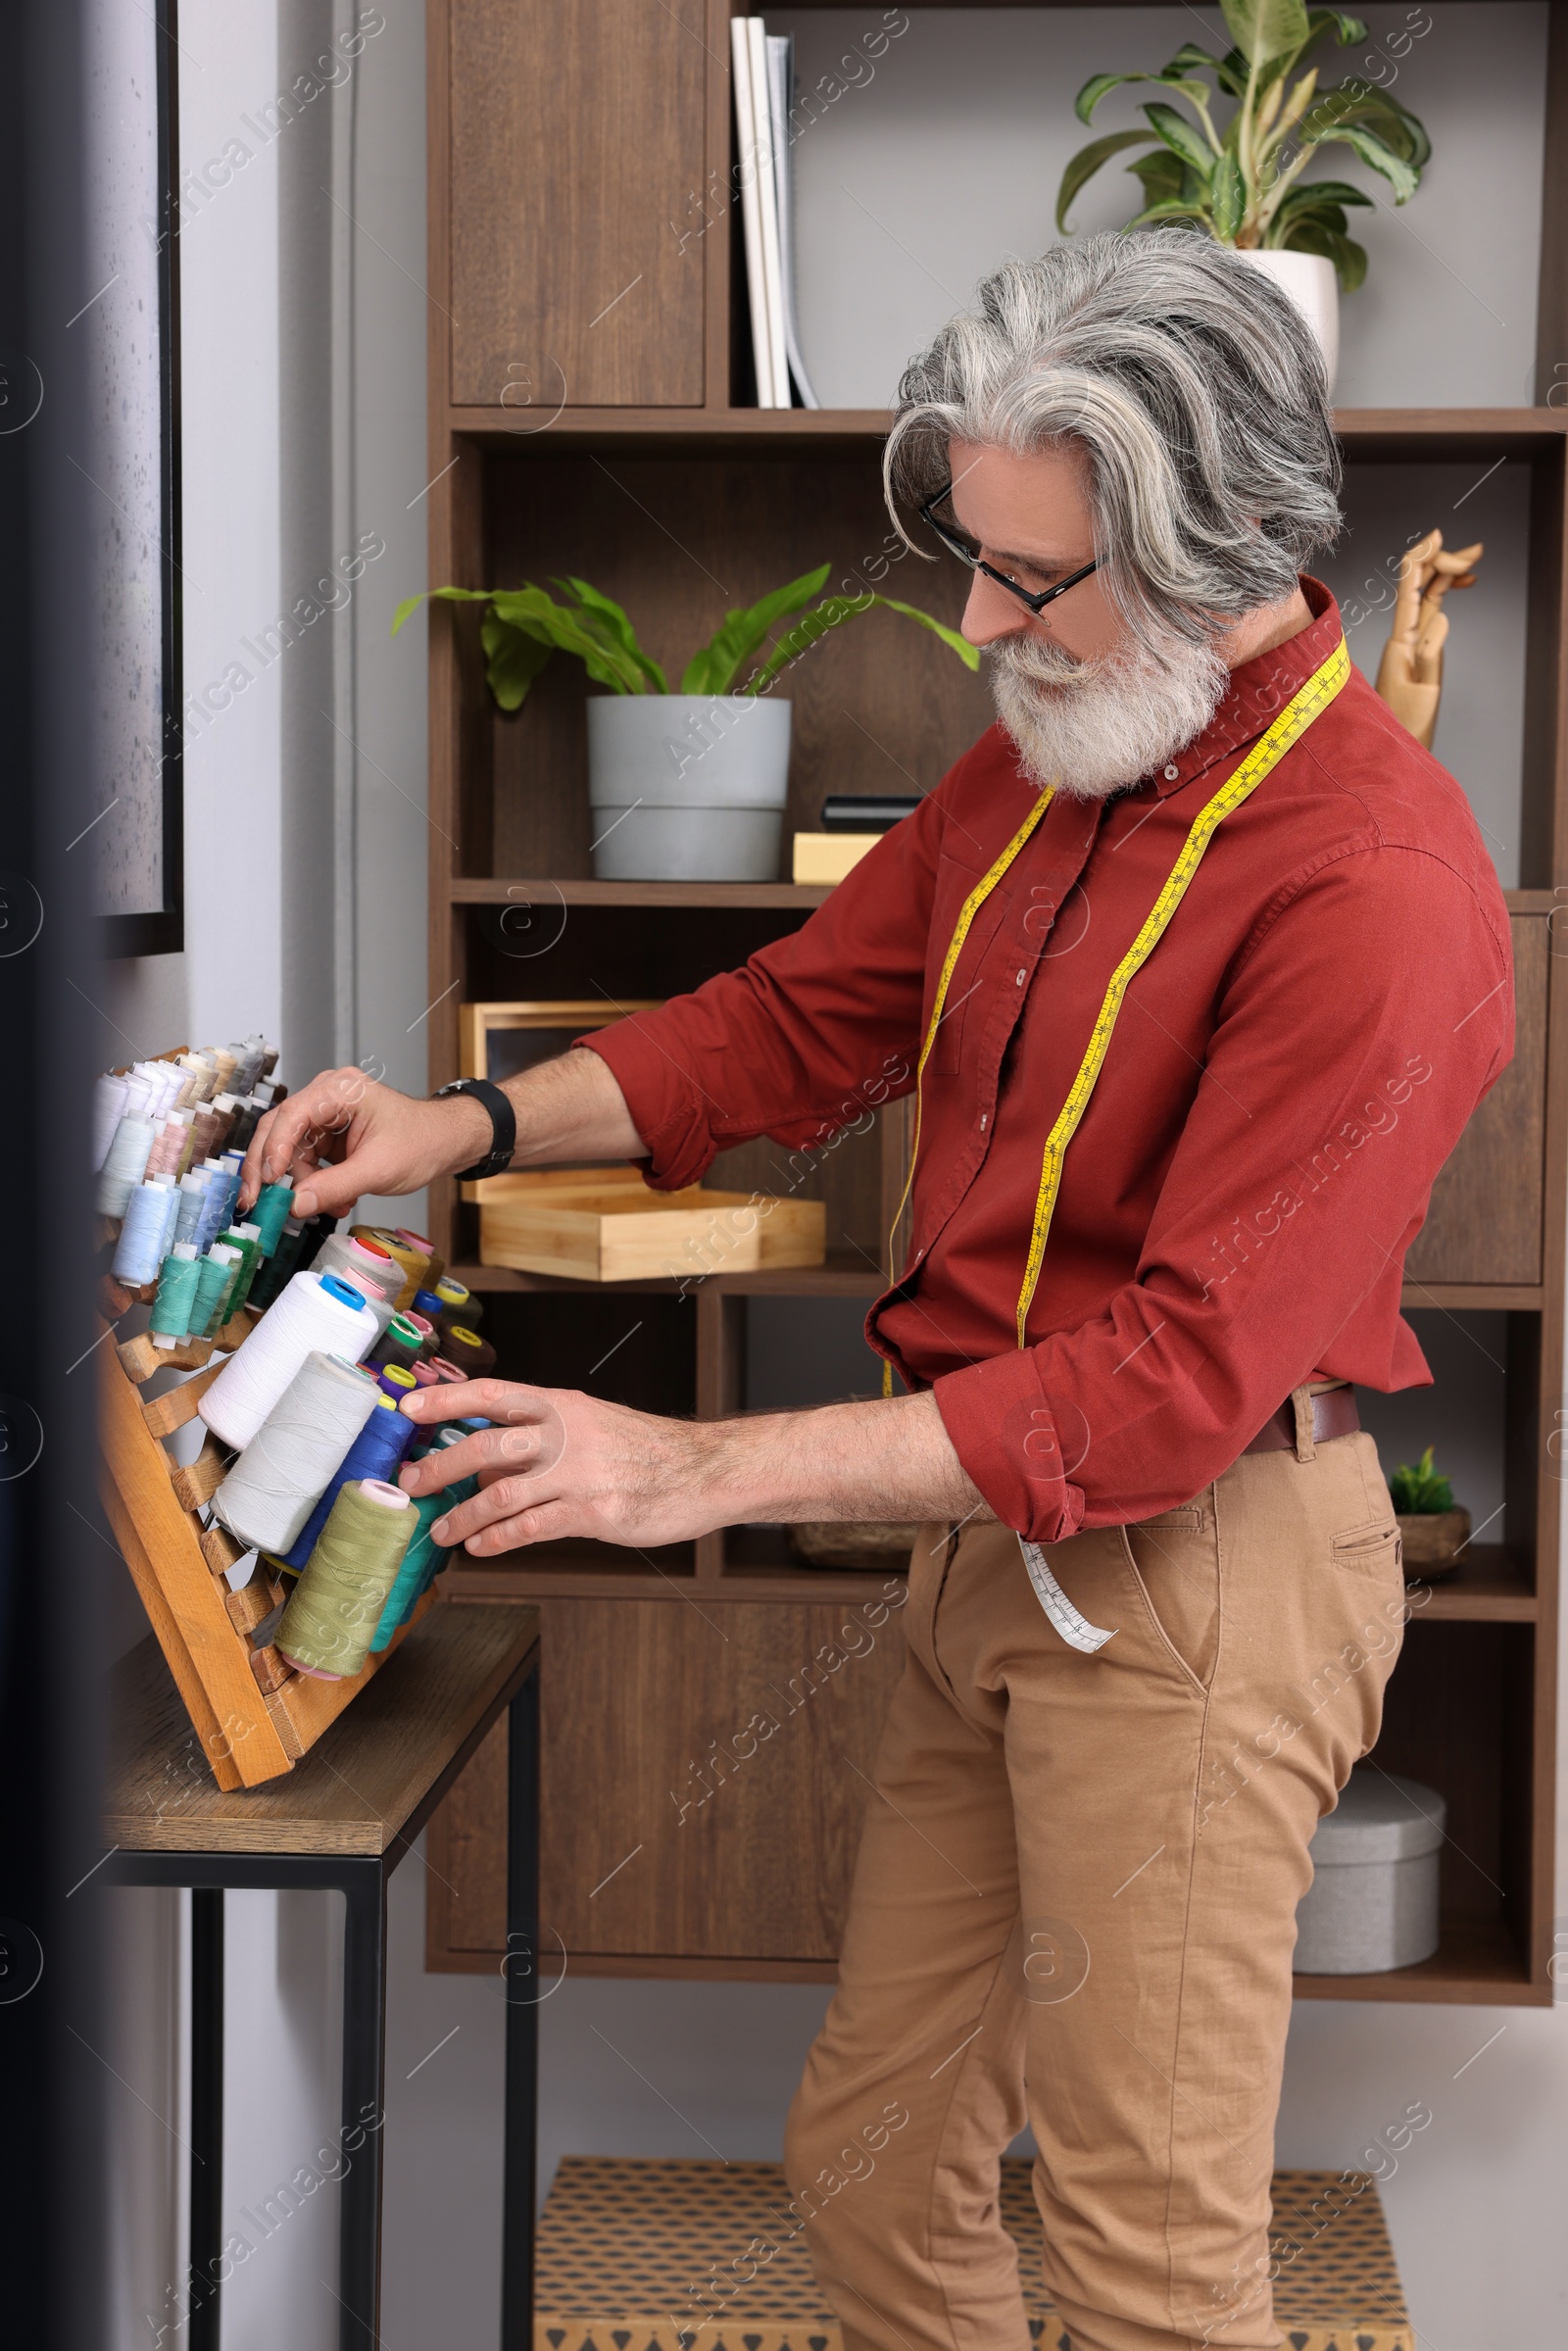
275,1478,414,1681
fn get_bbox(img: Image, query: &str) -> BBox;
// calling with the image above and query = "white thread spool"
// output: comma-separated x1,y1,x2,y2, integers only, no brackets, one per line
91,1074,129,1170
114,1180,174,1285
212,1350,381,1552
199,1270,379,1448
96,1117,157,1218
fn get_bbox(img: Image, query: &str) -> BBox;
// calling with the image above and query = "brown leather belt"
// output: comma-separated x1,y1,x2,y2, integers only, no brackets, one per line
1244,1386,1360,1456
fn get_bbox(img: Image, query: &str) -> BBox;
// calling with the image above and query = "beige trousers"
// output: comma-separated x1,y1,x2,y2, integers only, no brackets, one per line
785,1410,1407,2351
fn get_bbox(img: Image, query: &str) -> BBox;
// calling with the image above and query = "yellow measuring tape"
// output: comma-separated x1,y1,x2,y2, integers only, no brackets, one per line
882,639,1349,1391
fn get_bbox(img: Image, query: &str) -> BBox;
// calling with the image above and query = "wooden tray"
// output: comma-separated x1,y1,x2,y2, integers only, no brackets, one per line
99,1310,434,1790
473,1166,825,1283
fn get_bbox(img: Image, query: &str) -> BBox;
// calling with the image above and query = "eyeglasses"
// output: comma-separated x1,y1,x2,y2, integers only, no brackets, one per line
917,480,1101,615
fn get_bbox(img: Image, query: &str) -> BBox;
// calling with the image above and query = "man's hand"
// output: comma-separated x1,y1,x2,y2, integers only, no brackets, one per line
238,1068,490,1219
237,1046,646,1218
396,1379,987,1554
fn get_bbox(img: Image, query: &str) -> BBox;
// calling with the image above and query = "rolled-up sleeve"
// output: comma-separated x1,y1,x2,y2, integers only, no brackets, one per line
931,846,1513,1541
581,802,945,1188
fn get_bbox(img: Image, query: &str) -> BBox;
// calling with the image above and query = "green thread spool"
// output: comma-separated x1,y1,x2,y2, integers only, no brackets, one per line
216,1224,265,1318
251,1181,295,1257
368,1428,468,1649
201,1243,246,1336
276,1478,414,1681
151,1244,202,1342
368,1314,423,1375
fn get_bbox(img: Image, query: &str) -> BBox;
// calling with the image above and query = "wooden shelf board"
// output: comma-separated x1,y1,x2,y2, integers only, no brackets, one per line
1294,1910,1541,2004
446,1556,904,1607
1400,1282,1543,1312
446,405,1568,457
447,1255,885,1298
1405,1543,1536,1620
450,876,830,909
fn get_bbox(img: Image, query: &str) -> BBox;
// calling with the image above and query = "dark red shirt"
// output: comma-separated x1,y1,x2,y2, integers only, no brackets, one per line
586,582,1513,1541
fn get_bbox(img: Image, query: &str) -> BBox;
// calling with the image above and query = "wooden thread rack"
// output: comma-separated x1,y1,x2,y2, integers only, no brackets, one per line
99,1286,434,1791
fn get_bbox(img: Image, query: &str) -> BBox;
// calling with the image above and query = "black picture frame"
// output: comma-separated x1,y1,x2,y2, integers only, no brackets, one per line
102,0,182,959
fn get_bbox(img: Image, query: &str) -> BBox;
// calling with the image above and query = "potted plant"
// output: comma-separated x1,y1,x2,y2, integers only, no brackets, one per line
1387,1445,1470,1578
1055,0,1432,389
394,567,976,883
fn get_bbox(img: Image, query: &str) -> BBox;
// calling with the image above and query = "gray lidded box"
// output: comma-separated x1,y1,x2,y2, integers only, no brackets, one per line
1295,1767,1446,1974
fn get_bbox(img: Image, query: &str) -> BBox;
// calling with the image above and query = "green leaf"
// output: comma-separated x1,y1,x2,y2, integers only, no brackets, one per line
1300,80,1431,169
1281,217,1368,290
680,563,833,696
1309,120,1420,202
1076,72,1221,125
1210,150,1246,241
553,575,667,693
1125,147,1188,205
479,614,556,710
1160,42,1246,97
744,593,978,698
1271,177,1373,220
484,584,650,697
1305,8,1368,44
391,584,495,638
1123,198,1216,230
1142,102,1215,181
1220,0,1311,66
1056,129,1159,231
1388,1445,1453,1514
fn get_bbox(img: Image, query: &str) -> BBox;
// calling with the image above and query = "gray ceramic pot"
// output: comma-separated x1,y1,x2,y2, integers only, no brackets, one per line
587,694,792,882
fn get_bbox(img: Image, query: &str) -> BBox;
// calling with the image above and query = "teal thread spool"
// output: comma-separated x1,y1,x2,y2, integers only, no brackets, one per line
368,1428,468,1649
276,1478,414,1681
201,1243,246,1336
250,1181,295,1257
150,1244,202,1345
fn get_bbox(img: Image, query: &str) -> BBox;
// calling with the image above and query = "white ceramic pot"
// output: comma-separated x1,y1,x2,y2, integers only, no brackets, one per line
587,694,792,882
1234,248,1339,395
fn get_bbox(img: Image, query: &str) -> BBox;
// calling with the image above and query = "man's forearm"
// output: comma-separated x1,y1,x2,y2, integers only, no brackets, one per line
501,1047,646,1166
699,1391,987,1531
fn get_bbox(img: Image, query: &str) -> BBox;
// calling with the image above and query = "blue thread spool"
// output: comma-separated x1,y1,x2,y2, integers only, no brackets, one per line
411,1288,446,1322
276,1392,418,1572
114,1181,175,1286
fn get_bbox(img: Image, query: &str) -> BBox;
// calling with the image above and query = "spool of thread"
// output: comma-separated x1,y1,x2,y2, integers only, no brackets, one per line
377,1363,418,1403
150,1244,202,1344
250,1182,295,1258
403,1311,441,1362
248,1218,309,1311
396,1228,445,1288
367,1314,424,1375
430,1357,468,1384
199,1269,378,1449
442,1323,496,1380
350,1226,426,1311
411,1288,447,1324
316,1233,402,1307
113,1181,175,1285
433,1277,481,1331
176,1053,216,1102
201,1243,247,1337
276,1392,418,1570
212,1351,380,1554
410,1361,440,1388
261,1041,279,1076
276,1479,414,1680
368,1428,471,1649
193,1162,241,1253
215,1223,266,1318
173,1170,214,1248
189,1247,238,1337
95,1116,157,1218
91,1073,129,1170
144,1111,190,1180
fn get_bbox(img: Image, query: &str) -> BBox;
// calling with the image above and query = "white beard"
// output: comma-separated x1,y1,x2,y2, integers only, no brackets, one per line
989,625,1230,801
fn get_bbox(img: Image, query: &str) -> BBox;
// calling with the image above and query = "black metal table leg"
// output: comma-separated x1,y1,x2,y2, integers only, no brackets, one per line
501,1665,540,2347
188,1887,224,2351
338,1860,389,2351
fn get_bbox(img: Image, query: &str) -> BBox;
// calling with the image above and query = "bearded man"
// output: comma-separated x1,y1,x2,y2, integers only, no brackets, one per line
244,235,1511,2351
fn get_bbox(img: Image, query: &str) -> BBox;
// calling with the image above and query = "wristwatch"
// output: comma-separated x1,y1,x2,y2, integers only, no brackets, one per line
433,1078,517,1183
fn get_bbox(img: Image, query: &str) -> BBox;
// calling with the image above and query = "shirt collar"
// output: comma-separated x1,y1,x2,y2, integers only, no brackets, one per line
1146,576,1345,799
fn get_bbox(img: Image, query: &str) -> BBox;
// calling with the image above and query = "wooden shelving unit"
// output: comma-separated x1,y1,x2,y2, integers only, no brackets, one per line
419,0,1568,1997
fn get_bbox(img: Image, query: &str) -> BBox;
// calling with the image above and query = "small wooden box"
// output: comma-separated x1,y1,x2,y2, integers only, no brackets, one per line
474,1166,825,1283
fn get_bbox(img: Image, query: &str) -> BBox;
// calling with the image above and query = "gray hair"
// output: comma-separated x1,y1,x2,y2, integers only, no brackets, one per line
884,232,1342,642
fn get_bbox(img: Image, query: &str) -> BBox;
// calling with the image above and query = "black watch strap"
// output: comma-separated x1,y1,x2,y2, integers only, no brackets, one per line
434,1078,517,1183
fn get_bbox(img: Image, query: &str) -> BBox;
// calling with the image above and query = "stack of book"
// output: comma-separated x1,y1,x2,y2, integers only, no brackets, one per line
730,18,818,410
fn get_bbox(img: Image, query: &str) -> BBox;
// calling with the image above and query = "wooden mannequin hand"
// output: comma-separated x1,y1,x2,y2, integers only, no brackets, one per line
1374,527,1482,751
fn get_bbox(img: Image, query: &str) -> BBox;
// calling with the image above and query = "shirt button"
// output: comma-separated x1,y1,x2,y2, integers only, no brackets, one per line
980,1112,988,1130
1164,763,1179,780
1015,968,1027,986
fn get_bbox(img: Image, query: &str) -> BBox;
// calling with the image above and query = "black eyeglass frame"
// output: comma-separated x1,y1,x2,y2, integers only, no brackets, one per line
917,480,1101,615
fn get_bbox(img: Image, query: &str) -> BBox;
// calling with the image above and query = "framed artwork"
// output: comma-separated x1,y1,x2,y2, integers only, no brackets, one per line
458,1001,662,1086
88,0,183,955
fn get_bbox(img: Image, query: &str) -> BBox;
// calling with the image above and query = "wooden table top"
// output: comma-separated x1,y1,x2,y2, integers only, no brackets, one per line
106,1600,540,1858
